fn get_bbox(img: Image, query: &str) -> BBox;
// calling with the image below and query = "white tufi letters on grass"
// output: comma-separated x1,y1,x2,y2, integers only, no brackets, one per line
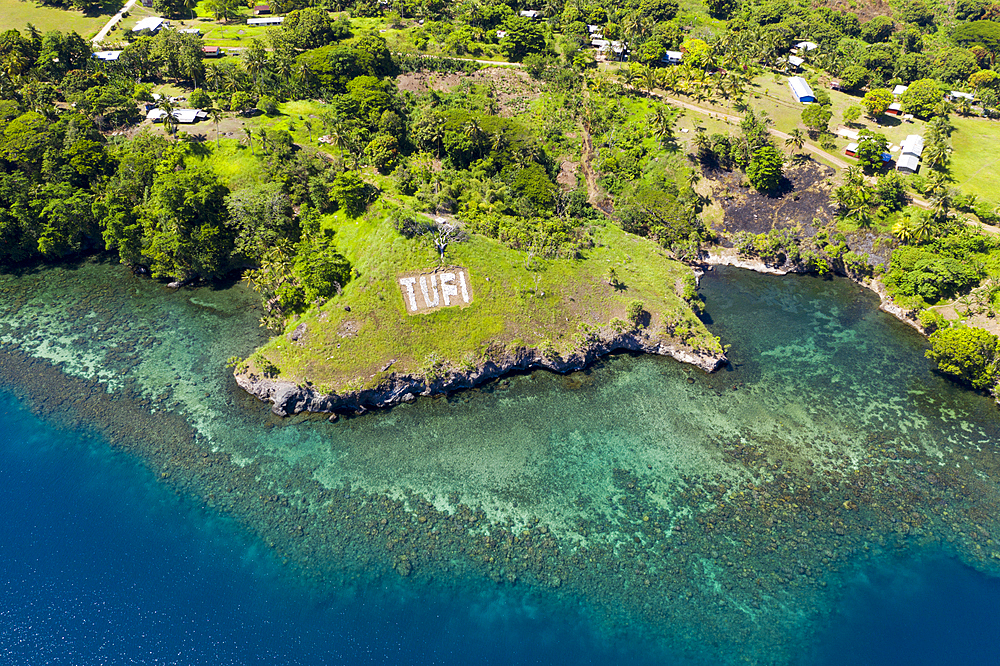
398,268,473,314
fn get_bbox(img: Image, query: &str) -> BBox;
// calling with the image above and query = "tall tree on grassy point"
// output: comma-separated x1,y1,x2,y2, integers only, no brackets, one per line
499,16,546,62
843,105,862,125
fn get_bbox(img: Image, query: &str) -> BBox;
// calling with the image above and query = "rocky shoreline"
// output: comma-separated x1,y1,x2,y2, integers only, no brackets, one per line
236,331,727,417
701,248,924,333
236,248,928,417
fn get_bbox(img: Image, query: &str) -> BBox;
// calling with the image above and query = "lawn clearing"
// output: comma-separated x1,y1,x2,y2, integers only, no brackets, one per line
950,116,1000,207
0,0,116,37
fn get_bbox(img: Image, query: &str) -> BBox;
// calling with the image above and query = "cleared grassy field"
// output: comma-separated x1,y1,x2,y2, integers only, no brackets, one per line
950,115,1000,207
0,0,116,37
248,206,720,393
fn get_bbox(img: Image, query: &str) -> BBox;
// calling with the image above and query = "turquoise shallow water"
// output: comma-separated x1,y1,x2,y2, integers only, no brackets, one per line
0,258,998,664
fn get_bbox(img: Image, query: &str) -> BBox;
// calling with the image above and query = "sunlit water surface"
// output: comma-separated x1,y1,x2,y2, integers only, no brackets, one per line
0,258,998,664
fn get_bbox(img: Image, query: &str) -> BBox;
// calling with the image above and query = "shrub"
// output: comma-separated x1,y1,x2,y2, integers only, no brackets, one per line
626,300,646,329
926,326,999,390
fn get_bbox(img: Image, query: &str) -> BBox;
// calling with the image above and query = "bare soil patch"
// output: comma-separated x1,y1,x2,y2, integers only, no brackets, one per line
816,0,894,22
556,159,579,189
396,72,466,94
394,67,539,116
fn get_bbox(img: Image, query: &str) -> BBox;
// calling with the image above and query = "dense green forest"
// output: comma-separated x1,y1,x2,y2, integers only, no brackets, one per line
4,0,1000,392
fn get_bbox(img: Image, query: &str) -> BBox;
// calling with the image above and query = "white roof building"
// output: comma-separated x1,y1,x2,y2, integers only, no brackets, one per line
892,84,908,96
664,50,683,64
93,50,121,61
897,153,920,173
788,55,804,68
519,9,541,19
788,76,815,103
900,134,924,157
246,16,284,25
147,108,208,123
887,101,902,114
796,41,818,51
950,90,975,101
178,28,200,34
845,142,859,154
591,39,624,54
132,17,166,33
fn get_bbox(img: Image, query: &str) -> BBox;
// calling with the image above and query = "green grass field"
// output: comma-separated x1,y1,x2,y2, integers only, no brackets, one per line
950,115,1000,207
0,0,117,37
247,204,719,393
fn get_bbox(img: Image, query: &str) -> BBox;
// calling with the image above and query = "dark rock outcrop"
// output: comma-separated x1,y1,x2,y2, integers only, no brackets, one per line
236,331,727,417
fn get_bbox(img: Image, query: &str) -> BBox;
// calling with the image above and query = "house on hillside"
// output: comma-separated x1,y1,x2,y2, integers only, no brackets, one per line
93,50,121,61
132,17,167,34
663,50,683,65
253,4,271,14
519,9,541,19
788,76,815,103
795,41,818,52
886,102,902,116
787,54,804,71
147,108,208,124
948,90,975,103
892,84,908,97
202,45,221,58
247,16,284,25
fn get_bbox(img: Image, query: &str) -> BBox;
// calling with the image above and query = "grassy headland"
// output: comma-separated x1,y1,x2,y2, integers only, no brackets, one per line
241,206,721,399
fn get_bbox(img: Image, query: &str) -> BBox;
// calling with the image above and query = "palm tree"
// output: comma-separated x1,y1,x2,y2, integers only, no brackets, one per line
325,119,349,159
640,65,658,97
650,105,675,147
930,187,953,221
206,63,222,92
209,107,223,147
428,117,445,158
157,98,178,139
464,119,485,158
784,129,806,154
490,131,507,154
618,65,638,89
243,126,253,155
244,40,268,94
892,219,913,243
923,138,950,171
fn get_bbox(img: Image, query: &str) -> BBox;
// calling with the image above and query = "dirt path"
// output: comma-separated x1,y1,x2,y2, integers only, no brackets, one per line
657,94,852,169
92,0,137,44
579,121,601,205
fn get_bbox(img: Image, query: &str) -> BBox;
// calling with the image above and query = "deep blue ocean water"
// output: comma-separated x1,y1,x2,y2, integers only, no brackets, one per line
0,395,679,666
4,368,1000,666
